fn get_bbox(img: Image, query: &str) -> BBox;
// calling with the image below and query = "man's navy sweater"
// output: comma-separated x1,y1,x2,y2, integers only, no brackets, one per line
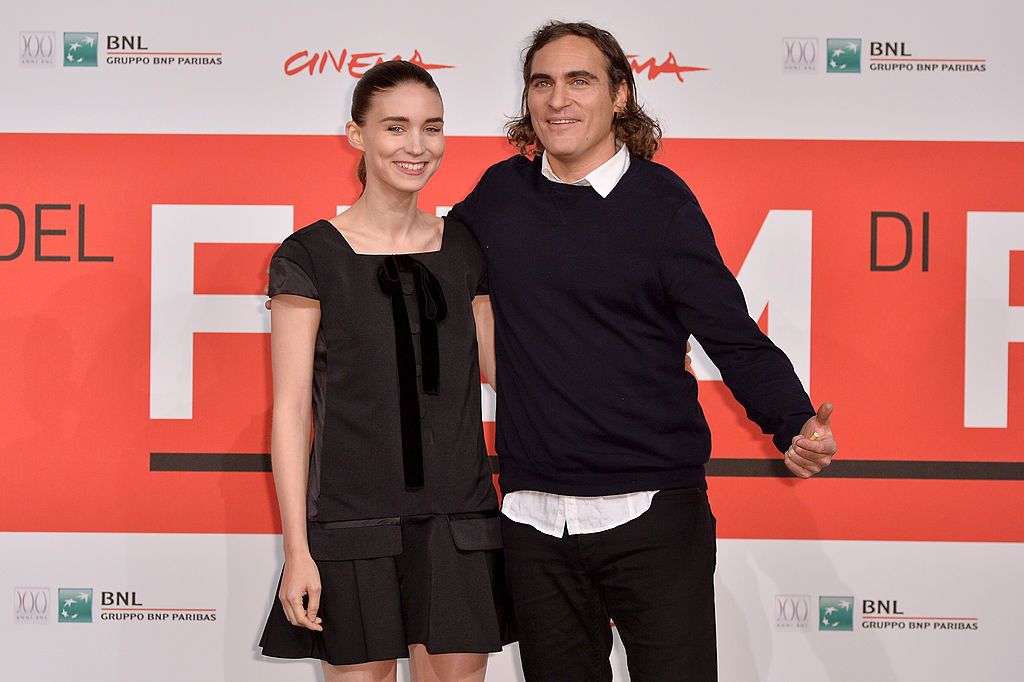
451,154,815,496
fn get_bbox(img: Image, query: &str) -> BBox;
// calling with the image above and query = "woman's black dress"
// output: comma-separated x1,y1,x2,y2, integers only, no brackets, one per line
259,217,512,665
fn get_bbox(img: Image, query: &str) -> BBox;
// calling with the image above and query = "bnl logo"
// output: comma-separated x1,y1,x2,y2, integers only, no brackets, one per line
63,33,98,67
826,39,861,73
58,588,93,623
819,596,853,631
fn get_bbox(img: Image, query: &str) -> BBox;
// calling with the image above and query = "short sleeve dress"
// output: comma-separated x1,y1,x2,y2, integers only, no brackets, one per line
258,217,513,665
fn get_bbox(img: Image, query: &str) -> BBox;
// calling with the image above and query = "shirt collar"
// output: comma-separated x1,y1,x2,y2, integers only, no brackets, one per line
540,143,630,198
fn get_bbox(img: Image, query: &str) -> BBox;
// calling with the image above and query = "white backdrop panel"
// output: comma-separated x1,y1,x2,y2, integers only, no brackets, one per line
3,0,1020,140
3,533,1021,681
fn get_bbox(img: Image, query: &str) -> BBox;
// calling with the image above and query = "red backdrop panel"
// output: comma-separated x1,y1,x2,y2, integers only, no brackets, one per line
1,133,1021,539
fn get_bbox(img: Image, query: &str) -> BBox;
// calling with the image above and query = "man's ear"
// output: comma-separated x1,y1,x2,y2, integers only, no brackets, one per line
345,120,364,152
613,81,628,114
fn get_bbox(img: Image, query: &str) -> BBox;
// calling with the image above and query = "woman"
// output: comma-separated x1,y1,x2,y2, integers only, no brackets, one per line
259,60,511,682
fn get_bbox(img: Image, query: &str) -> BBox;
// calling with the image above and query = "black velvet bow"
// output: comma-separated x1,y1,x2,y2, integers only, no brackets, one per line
377,255,448,489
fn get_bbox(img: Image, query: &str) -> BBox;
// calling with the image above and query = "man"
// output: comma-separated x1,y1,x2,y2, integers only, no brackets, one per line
451,21,836,681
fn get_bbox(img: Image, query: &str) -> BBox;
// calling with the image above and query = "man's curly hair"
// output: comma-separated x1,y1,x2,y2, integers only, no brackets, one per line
506,21,662,160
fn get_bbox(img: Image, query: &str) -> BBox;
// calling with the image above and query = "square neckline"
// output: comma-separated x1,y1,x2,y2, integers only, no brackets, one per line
319,217,447,257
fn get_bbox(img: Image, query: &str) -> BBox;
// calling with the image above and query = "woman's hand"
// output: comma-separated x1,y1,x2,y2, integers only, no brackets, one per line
279,552,324,631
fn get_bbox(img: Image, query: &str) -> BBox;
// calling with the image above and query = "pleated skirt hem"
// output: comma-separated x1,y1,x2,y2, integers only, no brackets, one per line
259,512,515,666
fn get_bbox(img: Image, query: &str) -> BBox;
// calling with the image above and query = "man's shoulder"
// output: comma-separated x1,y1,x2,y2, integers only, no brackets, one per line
462,155,540,211
481,153,537,180
624,157,700,223
629,156,697,203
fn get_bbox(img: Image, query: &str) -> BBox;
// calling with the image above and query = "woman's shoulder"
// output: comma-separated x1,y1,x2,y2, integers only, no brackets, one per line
271,220,337,280
273,220,338,265
283,219,333,246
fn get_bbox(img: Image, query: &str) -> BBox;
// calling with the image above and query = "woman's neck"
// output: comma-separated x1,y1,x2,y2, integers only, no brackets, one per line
331,182,441,254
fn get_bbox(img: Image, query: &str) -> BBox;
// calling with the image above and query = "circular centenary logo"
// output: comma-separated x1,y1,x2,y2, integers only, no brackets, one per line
15,587,50,621
17,589,48,613
21,33,54,59
784,39,817,66
776,595,810,625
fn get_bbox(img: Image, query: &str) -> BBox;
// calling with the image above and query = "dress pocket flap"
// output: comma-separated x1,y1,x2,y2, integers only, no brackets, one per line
307,519,402,561
447,515,503,552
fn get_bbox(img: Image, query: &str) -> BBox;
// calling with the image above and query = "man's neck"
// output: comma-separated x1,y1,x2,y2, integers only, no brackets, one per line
545,139,619,183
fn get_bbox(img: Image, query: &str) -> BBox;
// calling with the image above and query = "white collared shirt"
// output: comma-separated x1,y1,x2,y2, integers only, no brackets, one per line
502,143,658,538
539,143,630,198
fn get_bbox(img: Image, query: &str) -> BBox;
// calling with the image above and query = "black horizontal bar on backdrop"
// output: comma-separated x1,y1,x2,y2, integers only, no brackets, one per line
150,452,272,472
706,458,1024,480
148,452,499,474
151,453,1022,481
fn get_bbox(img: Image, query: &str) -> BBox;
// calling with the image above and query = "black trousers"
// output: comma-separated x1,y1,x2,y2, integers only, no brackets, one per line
502,487,718,682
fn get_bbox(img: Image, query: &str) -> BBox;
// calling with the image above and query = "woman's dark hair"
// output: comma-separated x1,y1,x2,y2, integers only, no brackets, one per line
350,60,442,186
506,21,662,160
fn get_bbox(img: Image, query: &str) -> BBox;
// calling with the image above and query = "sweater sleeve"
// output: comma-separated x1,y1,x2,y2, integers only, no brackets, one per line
448,190,476,234
446,214,489,297
657,200,814,452
448,163,497,241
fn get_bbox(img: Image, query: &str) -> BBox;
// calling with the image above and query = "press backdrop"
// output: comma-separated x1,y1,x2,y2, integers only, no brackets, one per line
2,1,1022,680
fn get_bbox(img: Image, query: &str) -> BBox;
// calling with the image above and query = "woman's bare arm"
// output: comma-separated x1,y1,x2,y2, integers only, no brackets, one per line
270,293,323,631
472,295,496,391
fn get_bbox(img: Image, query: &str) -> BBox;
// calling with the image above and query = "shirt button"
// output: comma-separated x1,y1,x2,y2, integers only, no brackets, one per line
402,282,414,295
415,363,422,377
409,322,420,334
419,404,427,417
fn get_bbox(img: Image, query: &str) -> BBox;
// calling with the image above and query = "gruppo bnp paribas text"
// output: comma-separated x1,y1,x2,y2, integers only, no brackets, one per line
105,35,222,66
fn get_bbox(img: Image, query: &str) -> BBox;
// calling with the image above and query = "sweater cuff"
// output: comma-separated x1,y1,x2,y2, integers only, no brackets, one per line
772,412,815,454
